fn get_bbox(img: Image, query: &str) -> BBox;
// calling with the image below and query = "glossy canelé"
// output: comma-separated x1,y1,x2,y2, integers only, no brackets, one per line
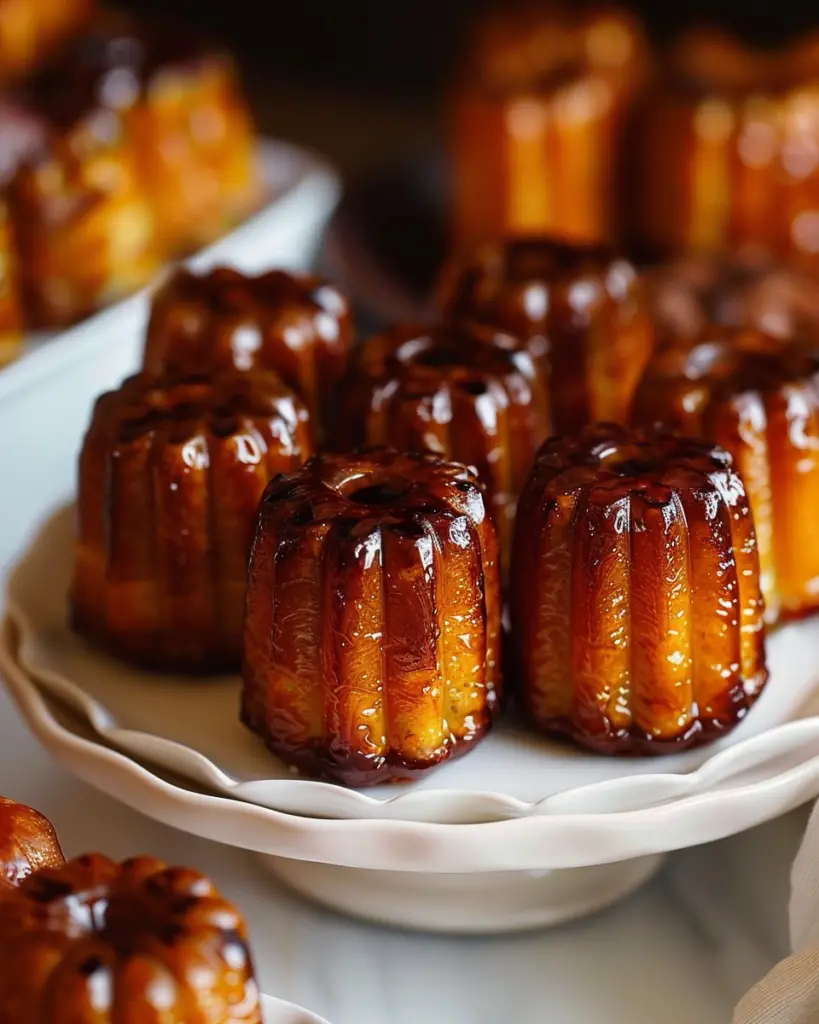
632,327,819,620
438,237,655,432
452,2,648,248
635,27,819,268
242,448,502,786
0,797,64,891
144,267,353,435
511,424,767,753
0,853,262,1022
71,371,312,672
335,322,550,561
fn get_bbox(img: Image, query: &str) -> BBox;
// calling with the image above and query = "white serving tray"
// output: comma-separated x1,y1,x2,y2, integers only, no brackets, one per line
9,503,819,826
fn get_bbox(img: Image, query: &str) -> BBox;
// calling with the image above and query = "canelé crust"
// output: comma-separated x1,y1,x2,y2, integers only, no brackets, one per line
511,424,767,753
242,447,502,786
0,854,262,1023
335,321,549,563
632,326,819,620
0,796,64,891
144,267,352,435
71,371,312,672
438,237,654,432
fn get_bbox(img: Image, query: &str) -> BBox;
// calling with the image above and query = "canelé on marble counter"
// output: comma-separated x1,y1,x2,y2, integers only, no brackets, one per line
632,327,819,621
71,370,312,673
335,321,549,562
451,2,648,249
144,267,352,436
0,796,64,891
635,26,819,269
438,237,655,432
242,448,502,786
0,853,262,1022
511,424,767,754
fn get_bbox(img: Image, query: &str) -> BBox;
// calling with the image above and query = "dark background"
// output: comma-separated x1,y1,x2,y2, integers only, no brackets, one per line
122,0,819,97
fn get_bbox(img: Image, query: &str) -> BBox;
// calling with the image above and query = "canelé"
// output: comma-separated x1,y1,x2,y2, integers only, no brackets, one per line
0,203,22,366
438,237,655,432
0,0,93,84
144,267,352,435
335,322,549,561
242,448,502,786
71,370,312,672
632,326,819,620
0,853,262,1022
452,2,648,249
0,796,64,891
635,27,819,269
511,424,767,753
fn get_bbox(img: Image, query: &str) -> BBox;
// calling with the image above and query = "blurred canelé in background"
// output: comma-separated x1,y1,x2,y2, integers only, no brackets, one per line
451,1,648,252
0,0,93,84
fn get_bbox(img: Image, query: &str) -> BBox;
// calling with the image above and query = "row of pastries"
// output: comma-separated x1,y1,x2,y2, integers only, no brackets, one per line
66,235,819,786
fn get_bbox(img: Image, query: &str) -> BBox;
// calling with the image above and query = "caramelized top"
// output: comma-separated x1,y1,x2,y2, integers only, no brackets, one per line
261,447,488,532
0,797,64,890
530,423,736,505
439,237,642,357
90,370,310,449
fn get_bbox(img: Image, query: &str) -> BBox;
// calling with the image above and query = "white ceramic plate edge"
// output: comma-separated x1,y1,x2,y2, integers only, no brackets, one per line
261,994,332,1024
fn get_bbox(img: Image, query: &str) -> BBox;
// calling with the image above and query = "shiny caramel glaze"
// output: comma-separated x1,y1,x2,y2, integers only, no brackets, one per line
0,0,93,83
645,253,819,345
335,322,549,564
511,424,767,753
0,203,22,366
0,853,262,1022
0,796,64,891
635,27,819,268
242,447,502,786
452,2,648,249
438,237,655,432
71,371,313,673
22,11,260,255
632,327,819,621
143,267,352,437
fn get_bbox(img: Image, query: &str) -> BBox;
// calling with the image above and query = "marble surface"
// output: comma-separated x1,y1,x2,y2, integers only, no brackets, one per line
0,669,806,1024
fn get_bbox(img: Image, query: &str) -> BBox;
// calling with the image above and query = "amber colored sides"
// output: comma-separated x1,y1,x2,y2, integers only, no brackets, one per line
144,266,353,438
242,448,502,786
0,0,93,84
0,796,64,890
0,204,23,366
511,424,767,754
632,327,819,621
70,371,313,673
438,237,655,432
334,322,550,565
0,853,262,1022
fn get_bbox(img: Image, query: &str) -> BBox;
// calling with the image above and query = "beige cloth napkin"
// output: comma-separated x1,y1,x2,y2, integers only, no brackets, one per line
735,802,819,1023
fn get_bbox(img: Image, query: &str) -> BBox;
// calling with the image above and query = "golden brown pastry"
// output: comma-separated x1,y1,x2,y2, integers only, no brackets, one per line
144,266,352,436
0,796,64,890
452,2,648,249
438,237,655,432
635,26,819,270
242,448,502,786
0,853,262,1022
0,0,93,84
334,322,550,563
0,202,22,366
511,423,767,753
632,326,819,621
71,370,313,672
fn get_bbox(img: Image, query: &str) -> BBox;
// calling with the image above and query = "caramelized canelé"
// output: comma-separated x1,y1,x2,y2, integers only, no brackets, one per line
452,2,648,248
144,267,352,437
0,854,262,1023
0,797,64,891
511,424,767,753
635,27,819,269
632,327,819,621
335,322,549,562
242,448,502,786
438,237,655,431
71,371,312,672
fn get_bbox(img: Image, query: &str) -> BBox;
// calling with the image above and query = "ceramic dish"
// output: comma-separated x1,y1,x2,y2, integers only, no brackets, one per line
260,994,331,1024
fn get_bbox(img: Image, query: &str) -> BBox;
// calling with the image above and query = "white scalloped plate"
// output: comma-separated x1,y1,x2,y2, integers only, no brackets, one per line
260,994,330,1024
9,504,819,826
